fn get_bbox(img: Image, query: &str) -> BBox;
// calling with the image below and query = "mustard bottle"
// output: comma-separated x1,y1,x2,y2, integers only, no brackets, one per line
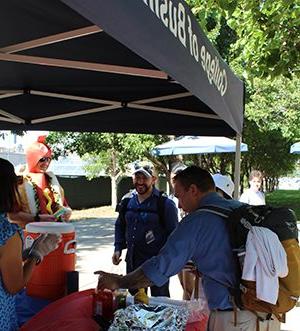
134,288,149,304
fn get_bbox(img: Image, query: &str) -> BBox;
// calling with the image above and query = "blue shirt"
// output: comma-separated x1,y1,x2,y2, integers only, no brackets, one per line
114,187,178,270
142,192,243,310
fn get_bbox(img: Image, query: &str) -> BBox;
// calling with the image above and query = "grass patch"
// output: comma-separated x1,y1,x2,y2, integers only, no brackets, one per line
266,190,300,220
70,190,300,222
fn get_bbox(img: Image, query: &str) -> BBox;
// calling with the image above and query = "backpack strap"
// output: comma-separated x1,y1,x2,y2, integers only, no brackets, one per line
116,190,167,228
198,205,254,231
197,205,232,218
197,205,245,310
157,191,167,228
116,196,131,231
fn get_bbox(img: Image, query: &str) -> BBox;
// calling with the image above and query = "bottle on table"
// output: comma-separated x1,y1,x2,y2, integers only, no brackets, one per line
93,288,114,328
134,288,149,304
114,288,128,310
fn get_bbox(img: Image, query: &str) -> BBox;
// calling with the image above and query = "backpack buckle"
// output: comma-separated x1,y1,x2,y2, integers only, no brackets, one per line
240,218,252,230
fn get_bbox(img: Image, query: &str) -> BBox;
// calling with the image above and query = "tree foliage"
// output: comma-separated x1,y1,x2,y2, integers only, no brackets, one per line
246,76,300,139
241,75,300,189
47,132,171,176
187,0,300,190
47,132,172,206
241,120,296,191
188,0,300,78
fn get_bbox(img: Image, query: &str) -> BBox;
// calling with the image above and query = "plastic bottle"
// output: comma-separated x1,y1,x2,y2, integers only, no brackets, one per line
134,288,149,304
93,289,114,324
114,288,128,310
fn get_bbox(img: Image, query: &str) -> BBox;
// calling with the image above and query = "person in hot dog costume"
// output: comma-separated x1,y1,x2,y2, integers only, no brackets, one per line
9,136,72,228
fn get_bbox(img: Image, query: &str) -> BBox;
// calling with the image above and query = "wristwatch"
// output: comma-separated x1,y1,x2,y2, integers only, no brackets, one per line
34,213,40,222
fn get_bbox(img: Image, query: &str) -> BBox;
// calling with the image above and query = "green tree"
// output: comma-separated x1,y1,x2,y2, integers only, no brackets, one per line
246,76,300,139
187,0,300,189
241,76,300,190
241,120,296,191
188,0,300,78
47,132,170,207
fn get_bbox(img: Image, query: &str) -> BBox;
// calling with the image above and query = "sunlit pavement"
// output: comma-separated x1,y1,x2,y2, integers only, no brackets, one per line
74,218,299,330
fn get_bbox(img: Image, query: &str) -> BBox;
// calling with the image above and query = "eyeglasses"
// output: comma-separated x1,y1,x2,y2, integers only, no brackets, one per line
134,164,153,175
39,157,52,163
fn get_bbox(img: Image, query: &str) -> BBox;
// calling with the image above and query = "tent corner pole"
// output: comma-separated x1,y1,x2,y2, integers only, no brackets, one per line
233,134,242,199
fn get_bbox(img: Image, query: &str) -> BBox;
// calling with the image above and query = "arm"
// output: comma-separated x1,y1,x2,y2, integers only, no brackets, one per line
141,215,201,287
112,213,127,265
8,211,56,228
1,232,61,295
114,212,127,253
0,232,38,294
99,216,199,291
61,187,72,221
96,267,153,291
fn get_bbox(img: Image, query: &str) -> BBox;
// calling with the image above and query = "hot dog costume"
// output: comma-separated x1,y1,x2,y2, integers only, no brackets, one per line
17,136,71,222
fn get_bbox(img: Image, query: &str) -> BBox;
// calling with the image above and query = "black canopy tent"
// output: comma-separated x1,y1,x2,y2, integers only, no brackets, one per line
0,0,243,136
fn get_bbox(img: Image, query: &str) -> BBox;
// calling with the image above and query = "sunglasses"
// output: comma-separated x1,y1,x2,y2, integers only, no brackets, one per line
134,164,153,175
39,157,52,163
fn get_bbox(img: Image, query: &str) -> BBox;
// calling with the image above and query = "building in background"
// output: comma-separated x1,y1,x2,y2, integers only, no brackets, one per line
0,131,87,177
0,131,26,166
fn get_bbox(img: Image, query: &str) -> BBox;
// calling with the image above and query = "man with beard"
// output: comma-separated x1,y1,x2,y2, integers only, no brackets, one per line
112,163,178,297
98,166,281,331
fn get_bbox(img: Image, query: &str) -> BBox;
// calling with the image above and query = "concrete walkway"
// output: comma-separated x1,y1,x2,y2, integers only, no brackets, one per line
74,218,299,331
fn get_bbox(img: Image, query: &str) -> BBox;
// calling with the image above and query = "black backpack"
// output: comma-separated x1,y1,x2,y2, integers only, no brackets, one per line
116,191,168,228
199,204,298,246
199,204,300,321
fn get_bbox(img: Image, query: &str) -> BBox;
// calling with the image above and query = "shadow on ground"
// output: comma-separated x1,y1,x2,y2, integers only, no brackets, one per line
74,218,115,261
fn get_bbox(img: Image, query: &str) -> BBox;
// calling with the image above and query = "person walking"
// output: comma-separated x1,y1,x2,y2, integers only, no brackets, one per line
97,166,280,331
112,163,178,297
8,136,72,228
240,170,265,205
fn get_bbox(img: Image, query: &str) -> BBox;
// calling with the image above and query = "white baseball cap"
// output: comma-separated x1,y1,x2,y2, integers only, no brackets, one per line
212,174,234,198
171,163,187,175
132,164,153,178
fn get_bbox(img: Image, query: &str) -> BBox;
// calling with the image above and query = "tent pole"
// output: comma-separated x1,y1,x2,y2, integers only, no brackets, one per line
233,134,242,199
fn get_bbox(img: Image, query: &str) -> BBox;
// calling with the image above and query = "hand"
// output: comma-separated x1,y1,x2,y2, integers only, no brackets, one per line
53,207,72,222
61,208,72,221
39,214,56,222
26,233,62,263
94,270,122,291
183,262,198,274
112,251,122,265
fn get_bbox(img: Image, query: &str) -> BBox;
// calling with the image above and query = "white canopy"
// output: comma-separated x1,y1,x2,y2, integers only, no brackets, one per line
290,142,300,154
151,136,248,156
152,135,247,199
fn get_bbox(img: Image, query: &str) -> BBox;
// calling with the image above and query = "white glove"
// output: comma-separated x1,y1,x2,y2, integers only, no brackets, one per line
23,233,62,264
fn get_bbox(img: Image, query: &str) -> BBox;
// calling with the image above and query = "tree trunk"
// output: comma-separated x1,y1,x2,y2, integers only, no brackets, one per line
110,149,118,208
111,175,117,208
